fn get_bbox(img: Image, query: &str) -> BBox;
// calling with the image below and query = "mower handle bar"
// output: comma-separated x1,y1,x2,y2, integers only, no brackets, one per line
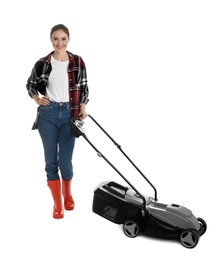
87,115,158,202
72,115,157,213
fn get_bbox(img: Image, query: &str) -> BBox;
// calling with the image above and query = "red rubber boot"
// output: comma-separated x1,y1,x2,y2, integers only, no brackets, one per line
62,178,75,210
47,179,64,219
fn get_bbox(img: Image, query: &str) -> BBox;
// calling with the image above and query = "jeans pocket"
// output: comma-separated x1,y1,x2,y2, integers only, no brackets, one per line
39,105,51,112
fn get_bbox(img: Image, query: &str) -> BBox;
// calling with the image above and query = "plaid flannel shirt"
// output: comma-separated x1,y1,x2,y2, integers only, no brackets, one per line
26,51,89,121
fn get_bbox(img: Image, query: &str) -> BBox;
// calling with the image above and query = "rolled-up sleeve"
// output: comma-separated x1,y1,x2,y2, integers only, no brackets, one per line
80,65,89,104
26,66,39,98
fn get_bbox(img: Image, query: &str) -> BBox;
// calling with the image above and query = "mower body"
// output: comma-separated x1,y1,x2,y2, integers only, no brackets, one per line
93,181,206,248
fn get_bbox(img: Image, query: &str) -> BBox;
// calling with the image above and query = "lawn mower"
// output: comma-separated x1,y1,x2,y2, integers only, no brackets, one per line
72,115,207,248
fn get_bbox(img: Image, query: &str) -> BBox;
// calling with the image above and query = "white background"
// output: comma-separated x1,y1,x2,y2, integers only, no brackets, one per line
1,0,221,259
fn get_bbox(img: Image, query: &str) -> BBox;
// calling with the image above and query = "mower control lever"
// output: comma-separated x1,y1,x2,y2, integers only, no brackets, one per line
71,120,86,137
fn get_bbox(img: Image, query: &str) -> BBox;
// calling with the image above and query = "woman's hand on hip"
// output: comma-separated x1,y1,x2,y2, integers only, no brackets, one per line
33,95,50,106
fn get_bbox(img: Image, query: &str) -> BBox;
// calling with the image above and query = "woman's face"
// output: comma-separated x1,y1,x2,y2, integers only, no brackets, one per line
51,29,69,52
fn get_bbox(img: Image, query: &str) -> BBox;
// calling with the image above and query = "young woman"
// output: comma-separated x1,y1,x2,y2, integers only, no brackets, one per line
26,24,89,219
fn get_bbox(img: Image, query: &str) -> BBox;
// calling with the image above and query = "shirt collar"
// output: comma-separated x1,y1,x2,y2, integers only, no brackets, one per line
44,51,74,64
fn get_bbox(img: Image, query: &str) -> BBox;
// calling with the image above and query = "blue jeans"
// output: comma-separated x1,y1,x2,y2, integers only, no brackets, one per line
38,101,76,181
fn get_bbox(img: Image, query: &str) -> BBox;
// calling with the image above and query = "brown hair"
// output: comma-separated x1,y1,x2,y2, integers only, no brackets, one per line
50,24,70,38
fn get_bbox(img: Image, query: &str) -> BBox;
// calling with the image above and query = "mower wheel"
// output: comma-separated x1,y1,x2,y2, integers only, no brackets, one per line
123,219,140,238
197,217,207,235
180,230,199,249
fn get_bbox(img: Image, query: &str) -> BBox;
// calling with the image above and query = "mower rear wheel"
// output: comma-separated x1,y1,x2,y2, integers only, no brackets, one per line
180,230,199,249
123,219,140,238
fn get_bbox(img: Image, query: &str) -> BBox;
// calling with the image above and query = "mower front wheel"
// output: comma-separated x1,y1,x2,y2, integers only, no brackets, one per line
197,217,207,235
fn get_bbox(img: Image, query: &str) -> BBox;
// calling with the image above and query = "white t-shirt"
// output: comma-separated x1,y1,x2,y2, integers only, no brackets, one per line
46,56,69,102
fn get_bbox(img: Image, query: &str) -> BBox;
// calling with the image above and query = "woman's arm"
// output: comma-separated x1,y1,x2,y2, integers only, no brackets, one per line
79,103,88,120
